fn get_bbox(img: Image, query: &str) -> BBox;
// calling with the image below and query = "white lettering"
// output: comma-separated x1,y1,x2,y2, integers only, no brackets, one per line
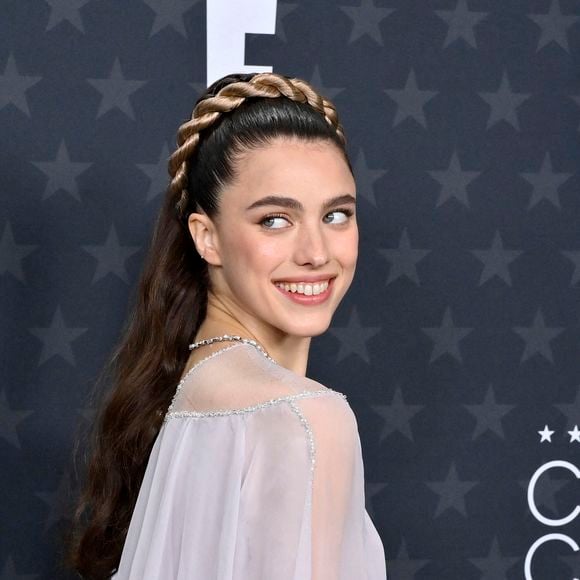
524,533,579,580
527,460,580,526
207,0,278,86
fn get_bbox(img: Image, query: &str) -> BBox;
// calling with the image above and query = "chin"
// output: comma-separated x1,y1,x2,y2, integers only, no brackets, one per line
278,319,332,339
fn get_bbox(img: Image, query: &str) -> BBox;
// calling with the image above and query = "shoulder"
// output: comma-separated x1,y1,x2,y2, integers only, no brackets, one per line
168,342,347,416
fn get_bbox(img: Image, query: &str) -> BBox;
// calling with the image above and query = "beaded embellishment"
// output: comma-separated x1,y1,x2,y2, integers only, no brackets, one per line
166,342,247,417
163,338,349,513
165,388,346,420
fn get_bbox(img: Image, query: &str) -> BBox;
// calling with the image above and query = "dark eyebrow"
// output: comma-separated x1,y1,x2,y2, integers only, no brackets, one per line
245,193,356,212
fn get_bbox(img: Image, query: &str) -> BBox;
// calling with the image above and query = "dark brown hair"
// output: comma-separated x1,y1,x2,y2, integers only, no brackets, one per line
63,71,353,579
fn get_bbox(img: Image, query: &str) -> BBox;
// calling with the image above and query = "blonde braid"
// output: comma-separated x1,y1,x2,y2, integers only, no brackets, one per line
167,72,346,221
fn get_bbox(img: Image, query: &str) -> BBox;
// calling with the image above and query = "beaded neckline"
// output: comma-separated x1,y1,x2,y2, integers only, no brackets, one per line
164,334,346,421
188,334,275,363
166,342,250,416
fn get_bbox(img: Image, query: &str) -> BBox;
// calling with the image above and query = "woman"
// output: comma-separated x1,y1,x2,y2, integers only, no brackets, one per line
65,72,387,579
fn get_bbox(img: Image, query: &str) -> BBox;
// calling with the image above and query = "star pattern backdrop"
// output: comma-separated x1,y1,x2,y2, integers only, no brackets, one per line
1,0,580,578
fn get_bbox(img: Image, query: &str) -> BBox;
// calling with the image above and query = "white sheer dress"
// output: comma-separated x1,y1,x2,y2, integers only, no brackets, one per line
111,341,387,579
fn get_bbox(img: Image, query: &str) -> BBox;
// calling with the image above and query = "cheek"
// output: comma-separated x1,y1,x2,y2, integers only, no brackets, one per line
335,227,358,266
225,231,284,271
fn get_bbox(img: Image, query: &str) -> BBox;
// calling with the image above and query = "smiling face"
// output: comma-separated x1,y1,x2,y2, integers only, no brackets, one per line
188,136,358,339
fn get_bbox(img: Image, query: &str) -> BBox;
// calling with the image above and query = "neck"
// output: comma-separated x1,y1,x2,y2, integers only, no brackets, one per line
195,305,312,378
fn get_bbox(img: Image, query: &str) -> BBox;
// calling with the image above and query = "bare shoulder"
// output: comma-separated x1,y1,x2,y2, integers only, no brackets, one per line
172,342,344,414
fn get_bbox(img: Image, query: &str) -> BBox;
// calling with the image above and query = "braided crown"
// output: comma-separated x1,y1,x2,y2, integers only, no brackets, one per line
167,72,347,222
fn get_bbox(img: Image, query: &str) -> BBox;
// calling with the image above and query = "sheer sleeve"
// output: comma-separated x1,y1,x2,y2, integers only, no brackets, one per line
298,392,382,579
239,390,383,579
302,393,360,579
111,343,386,579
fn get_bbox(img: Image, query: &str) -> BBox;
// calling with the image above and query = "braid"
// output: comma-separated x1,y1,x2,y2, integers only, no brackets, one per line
167,72,346,222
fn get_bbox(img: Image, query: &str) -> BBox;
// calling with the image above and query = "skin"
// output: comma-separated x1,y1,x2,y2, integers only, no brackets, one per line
185,136,358,378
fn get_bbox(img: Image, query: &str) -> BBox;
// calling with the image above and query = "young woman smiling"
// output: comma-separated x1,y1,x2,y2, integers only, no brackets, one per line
66,72,387,580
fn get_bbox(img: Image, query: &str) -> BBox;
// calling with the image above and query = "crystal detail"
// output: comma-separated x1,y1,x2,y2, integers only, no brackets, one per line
288,398,317,511
188,334,274,362
164,388,347,421
168,333,349,500
166,342,248,416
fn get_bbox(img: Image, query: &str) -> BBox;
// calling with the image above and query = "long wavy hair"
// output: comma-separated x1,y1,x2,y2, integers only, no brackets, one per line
63,71,353,579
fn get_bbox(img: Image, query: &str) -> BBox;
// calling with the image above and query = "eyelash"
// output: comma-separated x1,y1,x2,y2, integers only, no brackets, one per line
259,207,355,229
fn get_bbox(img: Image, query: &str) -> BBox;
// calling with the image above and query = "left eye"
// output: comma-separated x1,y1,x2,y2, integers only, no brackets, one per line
324,210,352,224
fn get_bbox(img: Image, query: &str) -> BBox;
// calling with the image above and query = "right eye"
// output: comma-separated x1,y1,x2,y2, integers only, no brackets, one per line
259,213,291,230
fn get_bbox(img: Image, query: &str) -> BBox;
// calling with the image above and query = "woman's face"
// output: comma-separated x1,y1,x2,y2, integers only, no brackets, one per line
193,136,358,339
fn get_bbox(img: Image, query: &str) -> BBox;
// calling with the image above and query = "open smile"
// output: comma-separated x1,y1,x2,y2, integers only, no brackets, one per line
273,277,335,305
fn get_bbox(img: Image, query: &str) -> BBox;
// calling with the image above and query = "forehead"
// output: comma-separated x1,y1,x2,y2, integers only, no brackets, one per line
228,138,354,197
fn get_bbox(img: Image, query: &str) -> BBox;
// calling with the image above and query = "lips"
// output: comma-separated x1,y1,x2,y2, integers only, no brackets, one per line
273,274,337,284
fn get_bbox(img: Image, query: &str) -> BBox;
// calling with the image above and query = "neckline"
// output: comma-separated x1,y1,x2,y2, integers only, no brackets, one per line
166,342,249,416
182,341,248,383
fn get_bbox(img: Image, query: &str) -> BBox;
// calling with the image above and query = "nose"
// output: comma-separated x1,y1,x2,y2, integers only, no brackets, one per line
293,220,330,267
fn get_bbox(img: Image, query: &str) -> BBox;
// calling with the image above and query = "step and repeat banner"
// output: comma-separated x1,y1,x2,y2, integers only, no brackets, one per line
2,0,579,578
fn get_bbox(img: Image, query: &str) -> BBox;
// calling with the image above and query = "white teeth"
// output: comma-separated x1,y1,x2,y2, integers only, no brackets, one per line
275,279,330,295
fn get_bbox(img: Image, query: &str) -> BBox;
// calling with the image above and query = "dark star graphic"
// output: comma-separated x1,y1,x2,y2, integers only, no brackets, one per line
82,224,142,284
468,536,519,579
137,142,172,203
328,305,381,364
555,386,580,429
421,307,473,364
35,469,76,532
339,0,394,45
308,65,344,101
470,230,522,286
32,140,92,201
274,2,299,43
0,53,41,117
351,148,387,208
373,385,424,442
520,151,573,210
426,462,478,517
528,0,580,53
562,250,580,286
387,538,430,578
0,390,33,449
434,0,488,49
478,70,531,131
0,221,38,283
44,0,90,33
365,481,387,520
428,149,480,208
378,228,430,286
87,57,147,120
513,308,564,364
464,384,515,439
384,69,438,128
561,549,580,576
519,472,569,515
142,0,202,38
28,305,88,366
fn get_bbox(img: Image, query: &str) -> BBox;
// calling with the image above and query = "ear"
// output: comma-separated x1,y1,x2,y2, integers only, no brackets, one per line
187,212,222,266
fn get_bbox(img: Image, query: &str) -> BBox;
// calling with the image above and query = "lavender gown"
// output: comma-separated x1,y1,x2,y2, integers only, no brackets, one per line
111,341,387,579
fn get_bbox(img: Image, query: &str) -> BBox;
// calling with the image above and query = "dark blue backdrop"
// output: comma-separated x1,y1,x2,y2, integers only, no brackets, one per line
1,0,580,578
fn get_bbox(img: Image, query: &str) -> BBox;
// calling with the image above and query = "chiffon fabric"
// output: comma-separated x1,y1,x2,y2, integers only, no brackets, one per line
111,341,387,579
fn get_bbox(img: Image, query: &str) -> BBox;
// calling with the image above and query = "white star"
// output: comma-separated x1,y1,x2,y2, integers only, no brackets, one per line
538,425,554,442
568,425,580,443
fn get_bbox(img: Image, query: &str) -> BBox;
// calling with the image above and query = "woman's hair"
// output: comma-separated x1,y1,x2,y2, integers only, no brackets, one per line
63,72,353,579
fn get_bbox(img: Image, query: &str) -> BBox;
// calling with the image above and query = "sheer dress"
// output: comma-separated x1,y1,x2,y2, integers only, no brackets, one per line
111,341,387,579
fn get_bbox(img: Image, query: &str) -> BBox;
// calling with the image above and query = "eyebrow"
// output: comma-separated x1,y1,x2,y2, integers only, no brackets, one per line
245,193,356,212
